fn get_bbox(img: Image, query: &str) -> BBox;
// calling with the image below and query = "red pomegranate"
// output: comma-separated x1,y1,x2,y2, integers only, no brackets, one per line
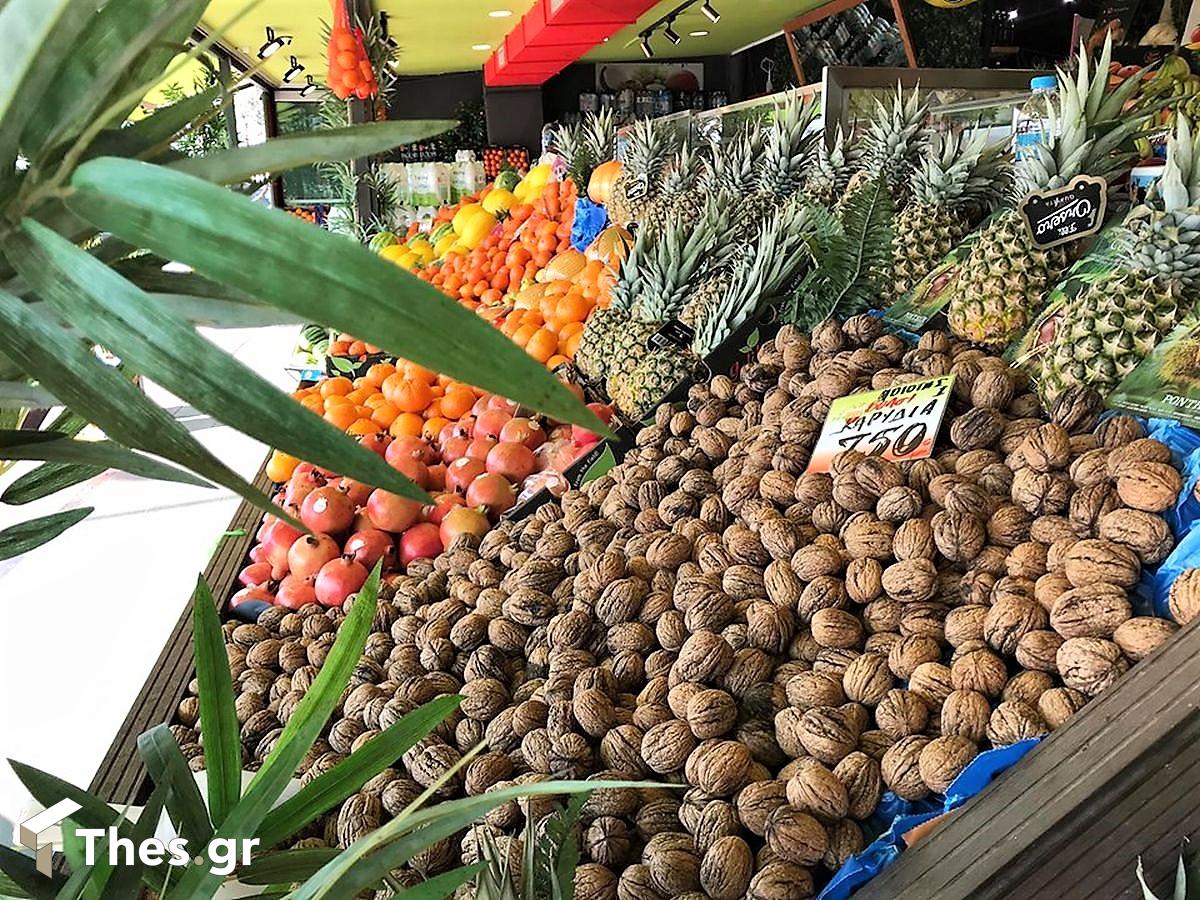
238,561,273,587
276,575,317,610
399,523,443,566
387,454,429,489
358,433,391,458
499,417,546,449
287,533,341,579
439,419,473,448
366,488,423,533
344,528,395,568
439,506,490,549
425,493,467,524
337,476,373,508
314,557,369,607
387,435,436,466
231,585,275,608
301,486,356,534
426,463,446,491
441,436,471,464
466,473,516,518
486,441,536,481
474,409,512,442
465,437,497,461
446,457,487,493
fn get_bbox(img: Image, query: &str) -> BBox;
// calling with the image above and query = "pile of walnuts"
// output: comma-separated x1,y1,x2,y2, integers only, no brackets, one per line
173,317,1193,900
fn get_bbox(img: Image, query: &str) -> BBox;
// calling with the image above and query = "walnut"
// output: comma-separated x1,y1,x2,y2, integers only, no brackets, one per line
685,689,738,739
829,751,880,820
574,863,617,900
1037,686,1088,729
735,779,787,836
944,606,988,648
641,720,696,773
1113,616,1178,661
1003,670,1054,706
785,758,850,821
877,486,924,522
747,862,816,900
846,558,884,603
686,740,752,796
336,792,381,848
642,833,700,895
950,408,1004,450
1062,539,1140,590
986,701,1048,745
764,806,828,866
893,519,935,561
810,609,864,650
950,648,1009,698
971,368,1015,410
1116,461,1182,513
1106,437,1172,476
1015,630,1064,672
1056,637,1129,696
1049,584,1131,639
940,690,990,742
874,689,928,739
1018,423,1071,472
1169,568,1200,625
700,835,754,900
881,735,932,801
918,735,978,794
1098,509,1174,564
1049,385,1102,434
982,596,1047,656
888,636,942,680
881,558,938,603
842,653,894,706
907,662,953,709
793,707,858,765
841,515,895,560
988,504,1033,548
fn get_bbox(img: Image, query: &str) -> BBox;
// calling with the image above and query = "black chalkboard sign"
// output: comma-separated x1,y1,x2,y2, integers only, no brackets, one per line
1019,175,1108,250
648,319,695,351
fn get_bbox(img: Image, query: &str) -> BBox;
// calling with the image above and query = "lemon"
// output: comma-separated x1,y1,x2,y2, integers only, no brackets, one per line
482,189,517,216
452,202,484,235
379,244,408,262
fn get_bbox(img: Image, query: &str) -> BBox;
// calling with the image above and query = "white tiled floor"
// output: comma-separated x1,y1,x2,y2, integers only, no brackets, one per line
0,325,299,846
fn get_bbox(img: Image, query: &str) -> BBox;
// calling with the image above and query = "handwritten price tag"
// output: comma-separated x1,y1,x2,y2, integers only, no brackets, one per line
1019,175,1107,250
807,374,955,473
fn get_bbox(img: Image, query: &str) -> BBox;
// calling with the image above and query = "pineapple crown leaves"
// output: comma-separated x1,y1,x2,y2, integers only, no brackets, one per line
625,117,677,187
785,176,895,328
555,119,594,190
754,92,822,195
609,223,655,313
704,122,763,195
860,82,931,183
659,141,702,199
913,126,1012,210
1158,114,1200,210
582,108,616,166
635,210,724,322
804,124,863,199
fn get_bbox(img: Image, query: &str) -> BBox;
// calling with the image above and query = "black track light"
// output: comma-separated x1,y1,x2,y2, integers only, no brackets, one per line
257,26,291,59
299,74,318,97
663,18,681,44
283,55,304,83
640,33,654,58
700,1,720,23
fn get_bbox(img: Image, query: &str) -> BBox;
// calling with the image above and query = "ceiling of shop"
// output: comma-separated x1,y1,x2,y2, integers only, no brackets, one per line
201,0,814,84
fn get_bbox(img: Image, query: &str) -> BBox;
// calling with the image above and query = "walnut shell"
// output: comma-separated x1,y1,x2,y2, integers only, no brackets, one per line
794,707,858,765
1062,539,1140,590
810,608,864,650
764,807,828,866
1015,630,1064,672
986,701,1048,745
700,835,754,900
1097,509,1173,564
1056,637,1129,696
880,735,932,801
1116,461,1182,513
1019,423,1071,472
907,661,953,709
1112,616,1178,661
641,720,696,773
841,653,894,706
1169,568,1200,625
873,689,928,740
918,735,978,794
1049,584,1131,639
735,779,788,837
940,690,990,742
881,558,938,604
834,751,883,820
785,758,850,821
1037,686,1088,729
983,597,1048,655
949,648,1009,698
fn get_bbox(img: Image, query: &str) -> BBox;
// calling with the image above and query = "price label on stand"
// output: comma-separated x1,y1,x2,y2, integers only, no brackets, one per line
807,375,956,473
647,319,695,351
1020,175,1107,249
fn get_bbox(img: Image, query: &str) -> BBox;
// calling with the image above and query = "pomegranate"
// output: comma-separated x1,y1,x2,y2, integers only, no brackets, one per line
287,533,341,579
337,477,373,508
439,506,490,549
471,395,491,417
345,528,395,568
446,457,486,493
366,488,422,532
500,417,546,449
465,437,497,461
358,433,391,458
438,419,473,448
238,561,273,587
425,492,467,524
231,585,275,608
263,519,304,578
486,441,536,481
301,485,355,534
474,408,512,442
284,470,323,506
573,402,615,447
293,462,318,480
248,544,267,564
466,473,516,518
441,436,470,464
314,557,369,607
276,575,317,610
535,438,578,474
487,395,519,414
399,523,443,566
426,463,446,492
387,435,436,466
388,454,429,489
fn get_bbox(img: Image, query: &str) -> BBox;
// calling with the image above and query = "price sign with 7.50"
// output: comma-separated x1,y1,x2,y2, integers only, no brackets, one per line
807,374,955,473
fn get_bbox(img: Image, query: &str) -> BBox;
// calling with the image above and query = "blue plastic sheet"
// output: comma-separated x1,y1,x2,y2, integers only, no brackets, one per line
817,740,1041,900
570,197,608,252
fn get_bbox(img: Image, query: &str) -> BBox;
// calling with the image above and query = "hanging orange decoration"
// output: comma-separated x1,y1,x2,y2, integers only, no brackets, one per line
327,0,379,100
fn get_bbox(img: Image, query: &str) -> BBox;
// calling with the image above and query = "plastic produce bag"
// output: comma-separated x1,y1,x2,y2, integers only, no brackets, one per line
817,739,1041,900
571,197,608,253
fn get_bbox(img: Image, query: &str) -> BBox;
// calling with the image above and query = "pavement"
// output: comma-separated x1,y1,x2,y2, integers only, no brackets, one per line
0,324,300,846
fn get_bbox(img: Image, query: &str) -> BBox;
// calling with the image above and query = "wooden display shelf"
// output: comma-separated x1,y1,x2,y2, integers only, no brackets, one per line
87,460,269,805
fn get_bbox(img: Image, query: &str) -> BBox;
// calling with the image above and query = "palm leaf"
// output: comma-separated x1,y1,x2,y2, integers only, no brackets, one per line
2,463,107,505
137,725,214,850
0,432,210,488
191,577,241,827
0,508,93,560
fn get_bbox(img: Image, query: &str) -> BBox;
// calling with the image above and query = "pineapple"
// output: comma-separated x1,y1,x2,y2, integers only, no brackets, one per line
607,118,675,227
802,124,862,207
947,36,1146,347
573,224,652,384
702,123,762,204
554,118,592,195
1038,115,1200,403
741,93,820,224
582,108,616,170
641,142,704,234
839,83,930,215
885,128,1010,303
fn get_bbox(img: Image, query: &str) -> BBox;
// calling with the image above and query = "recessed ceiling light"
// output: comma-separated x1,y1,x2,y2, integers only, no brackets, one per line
472,43,492,50
689,30,709,37
602,36,609,42
488,9,512,16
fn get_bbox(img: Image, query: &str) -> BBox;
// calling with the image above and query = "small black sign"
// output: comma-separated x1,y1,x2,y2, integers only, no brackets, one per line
626,172,651,202
566,441,609,488
1019,175,1107,250
648,319,695,351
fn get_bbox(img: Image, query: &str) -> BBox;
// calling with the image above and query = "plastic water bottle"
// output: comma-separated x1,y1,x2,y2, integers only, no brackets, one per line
1013,75,1057,162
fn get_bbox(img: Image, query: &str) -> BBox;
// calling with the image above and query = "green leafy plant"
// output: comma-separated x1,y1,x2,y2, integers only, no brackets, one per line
0,0,604,559
1137,844,1200,900
0,565,646,898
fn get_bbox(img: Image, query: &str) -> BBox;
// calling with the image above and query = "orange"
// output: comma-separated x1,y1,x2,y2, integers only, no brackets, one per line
555,292,590,325
546,354,570,370
390,412,424,437
404,361,436,384
324,405,359,430
426,398,444,418
300,395,325,415
393,378,433,414
440,388,475,419
320,376,353,398
352,377,372,391
345,388,370,406
423,416,450,441
381,372,405,404
526,328,557,364
265,450,300,483
322,394,353,410
347,418,382,436
511,323,538,348
371,401,400,428
366,362,396,386
363,392,387,409
561,330,582,357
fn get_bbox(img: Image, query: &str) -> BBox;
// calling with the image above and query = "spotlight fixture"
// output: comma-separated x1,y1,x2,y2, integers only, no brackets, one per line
640,33,654,58
663,17,681,44
700,1,720,23
300,74,318,97
1006,8,1018,19
690,30,709,37
379,11,398,48
257,26,291,59
282,55,304,83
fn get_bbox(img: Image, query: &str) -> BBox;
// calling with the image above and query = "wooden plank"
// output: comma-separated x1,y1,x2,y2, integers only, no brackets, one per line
783,29,806,87
890,0,919,68
855,616,1200,900
87,459,269,804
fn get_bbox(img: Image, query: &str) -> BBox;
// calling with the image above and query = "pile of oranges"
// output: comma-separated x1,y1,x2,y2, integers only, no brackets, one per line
292,359,486,444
